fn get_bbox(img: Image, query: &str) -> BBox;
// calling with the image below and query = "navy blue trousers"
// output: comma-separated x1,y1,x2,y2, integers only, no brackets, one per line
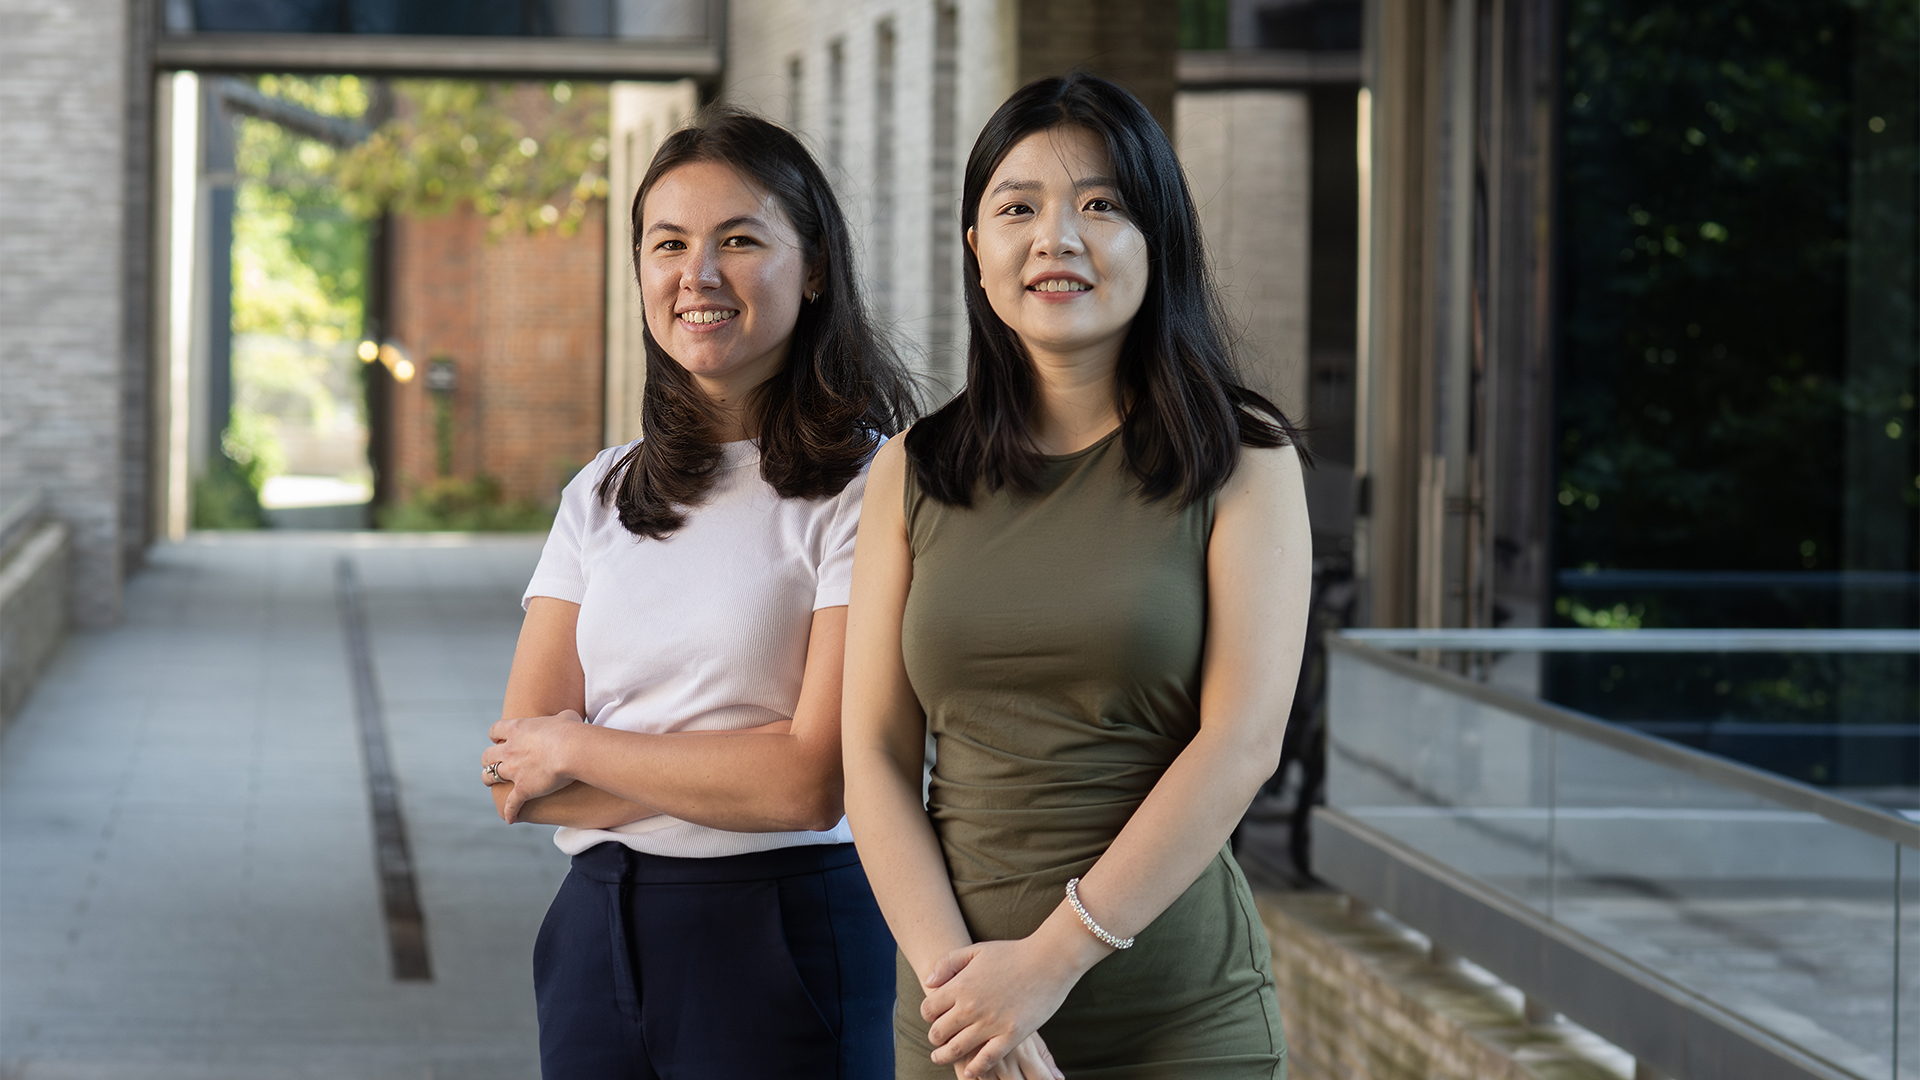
534,841,896,1080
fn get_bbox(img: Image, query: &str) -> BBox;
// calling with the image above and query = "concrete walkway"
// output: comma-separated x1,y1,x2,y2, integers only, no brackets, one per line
1,533,562,1080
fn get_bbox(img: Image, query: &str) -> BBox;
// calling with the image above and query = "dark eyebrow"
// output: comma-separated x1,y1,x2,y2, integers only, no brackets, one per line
987,176,1120,199
988,179,1043,198
642,215,772,238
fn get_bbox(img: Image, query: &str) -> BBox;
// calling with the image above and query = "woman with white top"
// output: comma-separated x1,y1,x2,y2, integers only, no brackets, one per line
481,109,914,1079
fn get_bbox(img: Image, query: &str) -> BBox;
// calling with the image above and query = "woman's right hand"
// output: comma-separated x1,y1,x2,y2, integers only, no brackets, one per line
485,710,591,819
957,1032,1061,1080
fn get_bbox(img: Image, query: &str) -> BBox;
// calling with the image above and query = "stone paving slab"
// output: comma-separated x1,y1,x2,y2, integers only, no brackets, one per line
1,533,563,1080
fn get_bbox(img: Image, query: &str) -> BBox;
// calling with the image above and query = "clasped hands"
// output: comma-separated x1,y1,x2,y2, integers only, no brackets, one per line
920,909,1112,1080
482,710,586,821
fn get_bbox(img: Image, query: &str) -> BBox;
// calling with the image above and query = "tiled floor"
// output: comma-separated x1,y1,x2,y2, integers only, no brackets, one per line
1,533,563,1079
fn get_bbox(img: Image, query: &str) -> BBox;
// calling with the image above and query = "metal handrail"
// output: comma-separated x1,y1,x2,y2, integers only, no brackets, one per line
1341,627,1920,652
1326,635,1920,849
1557,569,1920,589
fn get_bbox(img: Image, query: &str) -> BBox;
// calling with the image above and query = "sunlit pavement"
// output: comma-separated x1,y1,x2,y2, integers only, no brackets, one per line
1,533,559,1080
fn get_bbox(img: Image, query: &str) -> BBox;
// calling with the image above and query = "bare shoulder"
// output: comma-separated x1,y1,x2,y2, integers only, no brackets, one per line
1211,444,1311,592
860,430,913,526
872,428,911,473
868,430,912,493
1218,442,1306,509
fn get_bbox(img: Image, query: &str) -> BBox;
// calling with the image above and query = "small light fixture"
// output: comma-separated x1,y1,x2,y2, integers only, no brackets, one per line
426,356,457,394
357,340,379,362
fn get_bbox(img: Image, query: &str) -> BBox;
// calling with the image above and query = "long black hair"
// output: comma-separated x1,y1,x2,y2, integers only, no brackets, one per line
598,107,916,538
905,73,1305,507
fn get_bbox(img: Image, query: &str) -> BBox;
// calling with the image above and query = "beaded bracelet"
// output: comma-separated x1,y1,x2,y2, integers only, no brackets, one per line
1065,877,1135,950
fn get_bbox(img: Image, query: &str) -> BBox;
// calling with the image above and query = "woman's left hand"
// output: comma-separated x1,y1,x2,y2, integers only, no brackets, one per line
484,710,588,821
920,932,1087,1078
956,1032,1062,1080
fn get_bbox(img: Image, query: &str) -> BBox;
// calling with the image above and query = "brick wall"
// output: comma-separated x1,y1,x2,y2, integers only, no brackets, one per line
1260,893,1625,1080
0,0,132,626
385,204,607,507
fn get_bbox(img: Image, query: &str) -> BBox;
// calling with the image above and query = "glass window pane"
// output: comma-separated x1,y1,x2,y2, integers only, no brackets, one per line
174,0,712,39
1552,0,1918,652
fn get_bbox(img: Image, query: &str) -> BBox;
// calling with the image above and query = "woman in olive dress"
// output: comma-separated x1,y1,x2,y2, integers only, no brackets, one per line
842,74,1313,1080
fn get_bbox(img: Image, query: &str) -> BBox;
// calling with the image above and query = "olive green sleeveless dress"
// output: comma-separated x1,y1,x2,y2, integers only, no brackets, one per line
896,430,1286,1079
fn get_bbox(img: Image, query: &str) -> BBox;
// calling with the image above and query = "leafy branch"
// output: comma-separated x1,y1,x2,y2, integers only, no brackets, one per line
330,80,611,237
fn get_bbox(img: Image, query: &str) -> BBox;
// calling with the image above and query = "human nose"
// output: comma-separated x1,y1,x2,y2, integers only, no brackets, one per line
1032,203,1083,260
681,242,722,291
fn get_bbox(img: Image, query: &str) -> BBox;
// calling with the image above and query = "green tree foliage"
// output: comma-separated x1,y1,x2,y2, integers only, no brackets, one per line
1558,0,1866,578
1551,2,1917,782
233,74,370,465
331,80,611,237
235,75,369,346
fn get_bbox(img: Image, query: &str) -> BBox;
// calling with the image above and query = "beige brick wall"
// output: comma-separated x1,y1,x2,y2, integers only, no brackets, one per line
1260,893,1626,1080
1177,90,1314,425
0,519,71,726
0,0,133,626
724,0,1018,395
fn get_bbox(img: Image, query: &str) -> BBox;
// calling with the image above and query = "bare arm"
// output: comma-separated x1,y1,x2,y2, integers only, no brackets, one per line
490,596,658,830
841,438,977,977
486,602,853,834
920,443,1314,1074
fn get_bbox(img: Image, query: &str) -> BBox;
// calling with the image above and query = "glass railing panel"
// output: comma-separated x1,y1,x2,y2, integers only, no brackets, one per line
1552,725,1904,1080
1542,648,1920,796
1327,649,1554,912
1902,845,1919,1080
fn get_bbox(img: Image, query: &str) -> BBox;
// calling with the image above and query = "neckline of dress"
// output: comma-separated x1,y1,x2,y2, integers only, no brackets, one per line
1037,425,1123,463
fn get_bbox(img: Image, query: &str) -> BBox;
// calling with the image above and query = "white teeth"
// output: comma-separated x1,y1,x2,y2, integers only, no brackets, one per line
1030,279,1090,292
678,309,739,324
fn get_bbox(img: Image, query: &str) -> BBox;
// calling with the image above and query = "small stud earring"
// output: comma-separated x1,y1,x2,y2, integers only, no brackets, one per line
808,290,820,302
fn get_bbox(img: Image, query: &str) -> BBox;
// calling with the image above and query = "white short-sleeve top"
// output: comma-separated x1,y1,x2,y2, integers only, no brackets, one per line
522,438,865,859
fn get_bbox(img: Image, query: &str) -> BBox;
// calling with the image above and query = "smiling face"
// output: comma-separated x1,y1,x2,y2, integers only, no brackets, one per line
637,159,822,412
967,125,1150,368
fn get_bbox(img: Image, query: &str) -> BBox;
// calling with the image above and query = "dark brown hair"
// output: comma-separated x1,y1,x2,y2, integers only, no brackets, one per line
905,73,1305,507
598,108,916,537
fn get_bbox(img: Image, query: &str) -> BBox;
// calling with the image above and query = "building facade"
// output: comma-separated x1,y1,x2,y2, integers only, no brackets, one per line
1,0,148,626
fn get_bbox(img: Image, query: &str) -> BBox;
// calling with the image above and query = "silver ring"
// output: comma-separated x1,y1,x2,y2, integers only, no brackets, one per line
485,762,503,784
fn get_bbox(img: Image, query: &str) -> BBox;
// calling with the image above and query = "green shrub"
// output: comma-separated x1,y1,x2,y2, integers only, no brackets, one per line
223,408,286,492
191,411,287,530
191,456,264,529
378,475,553,532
